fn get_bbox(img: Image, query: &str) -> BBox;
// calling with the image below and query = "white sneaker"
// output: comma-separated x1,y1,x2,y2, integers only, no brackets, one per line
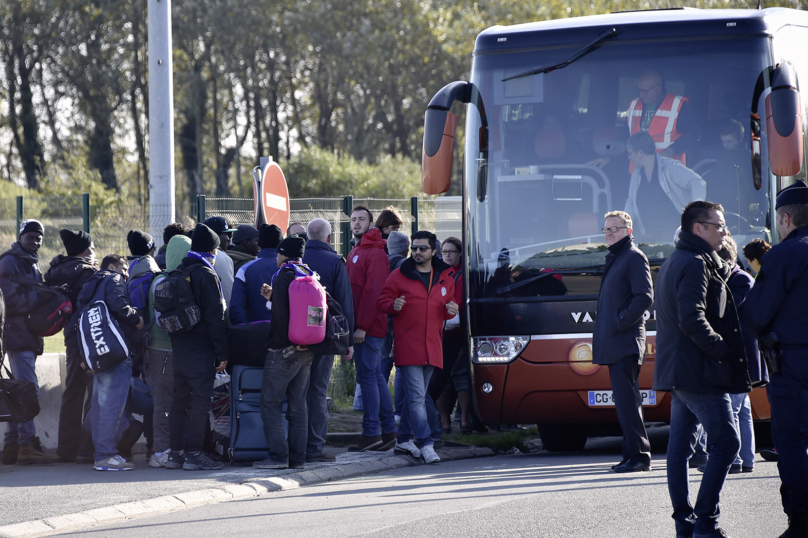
421,444,440,464
94,455,135,471
394,440,421,459
149,450,170,468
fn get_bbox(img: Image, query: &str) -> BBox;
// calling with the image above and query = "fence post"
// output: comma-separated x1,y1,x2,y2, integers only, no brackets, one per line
15,196,23,235
82,193,90,233
410,196,419,234
340,195,353,257
196,195,206,223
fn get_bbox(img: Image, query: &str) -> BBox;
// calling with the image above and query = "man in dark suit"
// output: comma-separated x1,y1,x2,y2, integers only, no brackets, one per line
593,210,653,473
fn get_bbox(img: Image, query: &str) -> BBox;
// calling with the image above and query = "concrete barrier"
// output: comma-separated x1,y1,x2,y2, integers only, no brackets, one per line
0,353,65,452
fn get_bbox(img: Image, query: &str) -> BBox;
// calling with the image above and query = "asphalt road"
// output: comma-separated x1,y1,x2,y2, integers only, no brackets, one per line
52,434,788,538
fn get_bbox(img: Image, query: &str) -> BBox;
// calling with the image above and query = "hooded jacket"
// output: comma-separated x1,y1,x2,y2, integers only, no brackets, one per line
147,235,192,350
653,231,750,394
378,257,455,368
230,247,278,325
44,255,98,313
347,228,390,338
0,243,45,353
127,255,160,280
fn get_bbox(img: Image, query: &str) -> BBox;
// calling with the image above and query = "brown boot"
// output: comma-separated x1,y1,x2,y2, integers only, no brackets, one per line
2,443,19,465
373,431,397,451
347,434,382,452
16,441,58,465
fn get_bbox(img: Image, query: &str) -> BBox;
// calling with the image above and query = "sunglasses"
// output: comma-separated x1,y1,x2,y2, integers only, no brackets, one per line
411,245,432,252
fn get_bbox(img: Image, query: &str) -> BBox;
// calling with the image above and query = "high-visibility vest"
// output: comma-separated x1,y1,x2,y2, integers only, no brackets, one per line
626,93,687,166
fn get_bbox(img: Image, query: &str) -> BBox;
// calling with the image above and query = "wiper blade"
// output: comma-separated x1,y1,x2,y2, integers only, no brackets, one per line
502,28,621,82
496,266,604,296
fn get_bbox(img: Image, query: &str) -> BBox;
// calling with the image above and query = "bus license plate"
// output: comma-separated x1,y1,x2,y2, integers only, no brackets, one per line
588,390,657,407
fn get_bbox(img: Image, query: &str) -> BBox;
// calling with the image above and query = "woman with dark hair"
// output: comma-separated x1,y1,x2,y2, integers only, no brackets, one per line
742,238,771,276
374,207,403,239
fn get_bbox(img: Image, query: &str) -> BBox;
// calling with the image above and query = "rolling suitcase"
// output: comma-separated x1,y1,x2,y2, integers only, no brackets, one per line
229,364,288,464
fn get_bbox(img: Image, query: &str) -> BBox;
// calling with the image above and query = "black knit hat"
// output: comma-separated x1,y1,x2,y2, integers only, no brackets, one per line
127,229,155,256
19,219,44,238
277,234,305,259
191,223,220,253
258,224,283,249
59,229,93,256
233,224,259,245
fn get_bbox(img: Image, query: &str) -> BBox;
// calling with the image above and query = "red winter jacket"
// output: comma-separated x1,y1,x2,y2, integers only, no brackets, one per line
378,257,456,368
346,227,390,338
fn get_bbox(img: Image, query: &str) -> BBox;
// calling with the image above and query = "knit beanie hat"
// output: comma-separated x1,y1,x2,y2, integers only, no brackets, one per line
127,229,155,256
258,224,283,249
233,224,259,245
386,231,410,255
190,223,220,253
277,235,305,259
19,219,44,238
59,229,93,256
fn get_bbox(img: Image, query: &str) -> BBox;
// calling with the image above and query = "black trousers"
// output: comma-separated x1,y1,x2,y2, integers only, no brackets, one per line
169,348,215,453
56,342,94,460
608,354,651,465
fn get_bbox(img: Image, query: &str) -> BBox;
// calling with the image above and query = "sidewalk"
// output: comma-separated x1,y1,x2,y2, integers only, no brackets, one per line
0,443,494,538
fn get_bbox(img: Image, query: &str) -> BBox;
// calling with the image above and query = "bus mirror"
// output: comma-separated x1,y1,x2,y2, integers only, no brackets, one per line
750,113,762,190
422,112,459,195
766,62,803,176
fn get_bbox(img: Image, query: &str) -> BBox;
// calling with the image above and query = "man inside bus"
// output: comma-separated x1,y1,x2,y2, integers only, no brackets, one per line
589,70,700,170
592,210,653,474
624,131,706,237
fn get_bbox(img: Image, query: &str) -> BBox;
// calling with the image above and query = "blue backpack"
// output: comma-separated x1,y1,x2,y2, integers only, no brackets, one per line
127,261,157,323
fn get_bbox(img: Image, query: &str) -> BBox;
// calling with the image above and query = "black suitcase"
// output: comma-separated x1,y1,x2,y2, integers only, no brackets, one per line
229,365,288,464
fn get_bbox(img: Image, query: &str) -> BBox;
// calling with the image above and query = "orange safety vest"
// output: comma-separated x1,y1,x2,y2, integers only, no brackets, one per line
626,93,687,166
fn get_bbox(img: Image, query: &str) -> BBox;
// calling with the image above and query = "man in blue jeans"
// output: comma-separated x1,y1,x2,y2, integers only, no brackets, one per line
74,254,144,471
654,201,751,538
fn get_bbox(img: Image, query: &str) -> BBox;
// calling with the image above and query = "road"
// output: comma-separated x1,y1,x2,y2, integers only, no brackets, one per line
54,434,787,538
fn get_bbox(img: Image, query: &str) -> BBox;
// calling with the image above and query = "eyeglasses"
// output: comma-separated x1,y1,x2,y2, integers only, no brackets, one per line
441,249,459,256
698,221,729,233
637,83,660,95
411,245,431,252
602,226,628,234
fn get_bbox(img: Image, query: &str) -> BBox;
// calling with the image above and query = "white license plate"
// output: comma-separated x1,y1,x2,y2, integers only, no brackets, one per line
587,390,657,407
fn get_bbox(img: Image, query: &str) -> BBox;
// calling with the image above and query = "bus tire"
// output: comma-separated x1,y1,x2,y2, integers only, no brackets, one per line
537,423,588,452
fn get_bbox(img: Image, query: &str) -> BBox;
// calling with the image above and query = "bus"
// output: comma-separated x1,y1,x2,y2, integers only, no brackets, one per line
421,8,807,451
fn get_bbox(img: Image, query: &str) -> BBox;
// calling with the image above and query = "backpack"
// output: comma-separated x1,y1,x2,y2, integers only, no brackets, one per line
10,275,73,337
77,300,130,372
153,265,203,334
307,291,351,356
284,264,327,346
128,270,158,323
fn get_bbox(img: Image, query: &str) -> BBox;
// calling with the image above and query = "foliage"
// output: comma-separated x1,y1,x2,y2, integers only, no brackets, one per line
446,426,539,453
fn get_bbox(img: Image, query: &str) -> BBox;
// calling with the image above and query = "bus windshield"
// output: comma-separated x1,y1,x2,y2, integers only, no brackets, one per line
465,35,772,299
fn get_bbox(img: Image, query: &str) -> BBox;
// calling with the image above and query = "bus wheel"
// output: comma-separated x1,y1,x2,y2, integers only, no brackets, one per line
537,423,588,452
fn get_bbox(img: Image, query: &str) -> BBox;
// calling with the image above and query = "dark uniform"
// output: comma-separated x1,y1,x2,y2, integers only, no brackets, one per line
743,181,808,534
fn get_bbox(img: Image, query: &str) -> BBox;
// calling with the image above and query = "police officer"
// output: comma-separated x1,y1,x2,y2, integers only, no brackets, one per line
744,180,808,538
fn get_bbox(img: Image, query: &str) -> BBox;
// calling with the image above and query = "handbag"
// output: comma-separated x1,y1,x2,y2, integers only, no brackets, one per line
0,356,40,423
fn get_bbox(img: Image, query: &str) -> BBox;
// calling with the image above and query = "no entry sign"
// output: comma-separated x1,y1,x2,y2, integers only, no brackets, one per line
258,159,290,231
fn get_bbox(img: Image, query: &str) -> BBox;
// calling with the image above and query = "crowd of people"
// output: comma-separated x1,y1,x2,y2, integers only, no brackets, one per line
0,205,478,473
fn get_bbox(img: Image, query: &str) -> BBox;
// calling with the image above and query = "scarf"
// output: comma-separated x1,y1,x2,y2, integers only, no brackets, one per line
10,241,39,265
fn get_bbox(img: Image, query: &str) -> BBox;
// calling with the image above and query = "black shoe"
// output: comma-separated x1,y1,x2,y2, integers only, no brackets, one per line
289,462,306,470
373,431,397,451
742,465,754,473
613,458,651,473
689,456,708,468
611,458,629,470
306,452,337,463
761,448,780,462
165,451,185,469
183,451,223,471
728,463,742,474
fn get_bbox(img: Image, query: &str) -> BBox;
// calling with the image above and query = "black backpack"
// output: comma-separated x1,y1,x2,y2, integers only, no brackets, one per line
307,291,350,356
153,265,203,334
8,274,73,337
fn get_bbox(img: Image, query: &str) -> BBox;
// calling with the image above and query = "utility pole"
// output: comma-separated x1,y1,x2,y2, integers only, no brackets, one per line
148,0,175,245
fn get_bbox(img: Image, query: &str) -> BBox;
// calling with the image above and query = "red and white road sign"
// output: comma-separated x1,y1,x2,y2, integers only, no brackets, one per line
261,160,290,231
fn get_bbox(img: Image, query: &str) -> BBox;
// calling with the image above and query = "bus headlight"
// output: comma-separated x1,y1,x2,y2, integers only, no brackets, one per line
473,336,529,363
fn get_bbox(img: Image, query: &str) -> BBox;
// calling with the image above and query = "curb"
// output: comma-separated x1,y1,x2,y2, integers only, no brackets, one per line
0,446,494,538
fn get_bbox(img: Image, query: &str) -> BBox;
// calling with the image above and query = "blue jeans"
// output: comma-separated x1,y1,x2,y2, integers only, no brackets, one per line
306,354,334,458
667,390,740,536
354,336,396,437
730,393,754,467
4,351,38,445
90,357,133,461
396,365,439,448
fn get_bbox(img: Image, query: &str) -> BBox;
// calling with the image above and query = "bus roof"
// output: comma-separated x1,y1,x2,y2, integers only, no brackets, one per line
474,8,808,53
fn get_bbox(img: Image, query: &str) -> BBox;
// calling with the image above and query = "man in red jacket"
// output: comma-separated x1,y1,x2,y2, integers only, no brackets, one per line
346,206,396,451
378,231,458,464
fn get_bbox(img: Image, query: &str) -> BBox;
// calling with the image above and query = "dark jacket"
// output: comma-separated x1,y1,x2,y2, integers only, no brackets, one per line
227,244,257,273
727,264,767,386
265,261,301,350
0,243,45,353
743,225,808,347
302,240,355,346
378,257,456,368
154,244,168,270
593,236,653,365
653,231,750,394
44,255,98,313
169,256,229,365
346,228,390,338
230,247,278,325
74,269,142,348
